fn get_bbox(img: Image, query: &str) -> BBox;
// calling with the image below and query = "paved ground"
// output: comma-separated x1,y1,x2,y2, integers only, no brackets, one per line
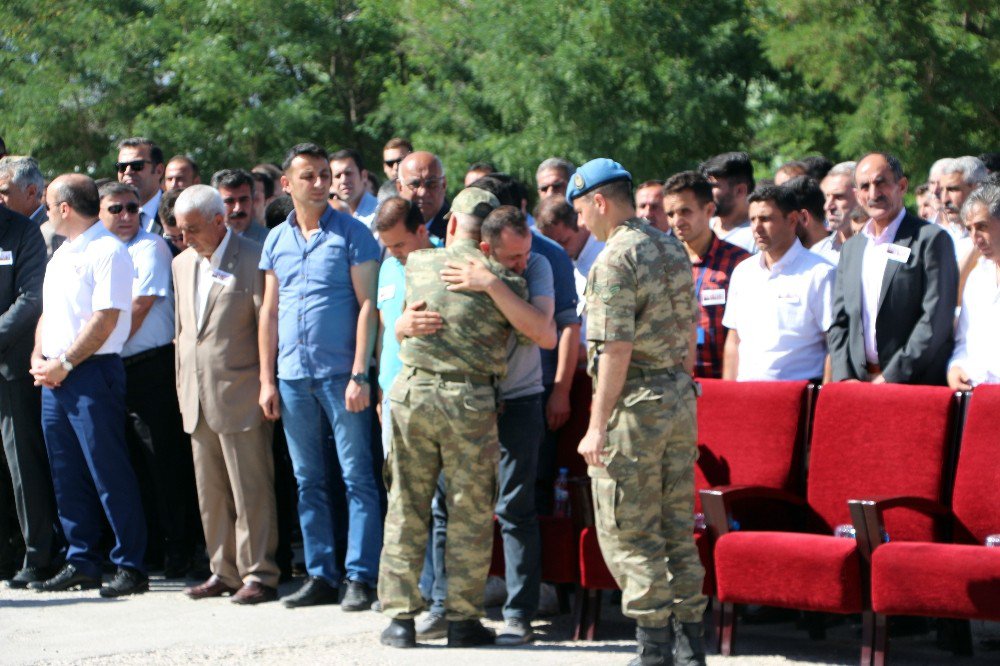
2,576,999,665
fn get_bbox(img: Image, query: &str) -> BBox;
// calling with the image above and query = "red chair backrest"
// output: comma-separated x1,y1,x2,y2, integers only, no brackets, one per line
694,379,809,512
807,383,957,539
951,385,1000,545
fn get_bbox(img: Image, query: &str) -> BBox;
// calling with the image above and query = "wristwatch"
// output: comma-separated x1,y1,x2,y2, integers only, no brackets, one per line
58,354,74,372
350,372,369,385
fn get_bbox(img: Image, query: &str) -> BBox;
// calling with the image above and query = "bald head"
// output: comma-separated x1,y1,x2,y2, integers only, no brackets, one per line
397,151,446,222
46,173,100,238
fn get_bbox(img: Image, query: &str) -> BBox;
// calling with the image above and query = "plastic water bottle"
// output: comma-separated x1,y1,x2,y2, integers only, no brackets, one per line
553,468,571,518
985,534,1000,547
693,513,707,533
834,524,857,539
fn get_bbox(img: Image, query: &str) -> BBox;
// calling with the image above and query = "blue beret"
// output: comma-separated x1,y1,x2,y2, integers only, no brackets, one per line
565,158,632,203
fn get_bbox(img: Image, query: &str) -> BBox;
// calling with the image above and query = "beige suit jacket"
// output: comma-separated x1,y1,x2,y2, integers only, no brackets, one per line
173,233,264,435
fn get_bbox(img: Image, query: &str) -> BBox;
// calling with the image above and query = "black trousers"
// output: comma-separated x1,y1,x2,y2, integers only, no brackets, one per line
0,376,61,571
123,345,200,564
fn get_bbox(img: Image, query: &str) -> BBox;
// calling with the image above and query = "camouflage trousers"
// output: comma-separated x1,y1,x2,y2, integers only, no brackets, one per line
378,368,499,621
589,372,707,627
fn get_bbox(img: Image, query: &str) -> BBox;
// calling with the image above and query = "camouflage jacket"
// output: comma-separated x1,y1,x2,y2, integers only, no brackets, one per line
399,238,528,377
585,218,696,376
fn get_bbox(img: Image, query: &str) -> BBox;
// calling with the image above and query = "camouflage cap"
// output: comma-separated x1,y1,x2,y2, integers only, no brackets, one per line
451,187,500,219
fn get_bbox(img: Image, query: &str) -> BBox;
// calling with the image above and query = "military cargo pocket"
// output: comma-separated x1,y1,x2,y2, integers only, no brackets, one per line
388,377,410,405
622,386,665,408
593,449,635,531
462,387,495,413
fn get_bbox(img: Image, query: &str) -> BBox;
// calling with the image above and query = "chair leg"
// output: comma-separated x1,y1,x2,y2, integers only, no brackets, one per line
873,613,888,666
939,618,973,656
720,602,736,656
860,611,874,666
572,585,588,640
710,597,723,653
586,590,603,640
805,611,827,641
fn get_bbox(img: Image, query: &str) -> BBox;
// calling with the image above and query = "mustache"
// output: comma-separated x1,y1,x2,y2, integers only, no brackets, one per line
944,202,960,213
228,211,248,220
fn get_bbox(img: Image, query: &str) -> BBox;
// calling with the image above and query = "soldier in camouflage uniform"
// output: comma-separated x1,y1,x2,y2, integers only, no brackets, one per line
378,188,529,649
568,159,707,666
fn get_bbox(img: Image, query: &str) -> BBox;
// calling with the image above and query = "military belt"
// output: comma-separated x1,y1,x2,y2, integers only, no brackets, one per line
410,366,493,386
625,365,682,381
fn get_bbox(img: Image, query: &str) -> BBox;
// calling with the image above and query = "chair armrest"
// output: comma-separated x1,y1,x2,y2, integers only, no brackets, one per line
851,496,951,555
700,485,806,540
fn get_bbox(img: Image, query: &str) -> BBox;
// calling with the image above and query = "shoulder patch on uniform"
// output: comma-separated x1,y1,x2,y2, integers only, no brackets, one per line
598,283,620,303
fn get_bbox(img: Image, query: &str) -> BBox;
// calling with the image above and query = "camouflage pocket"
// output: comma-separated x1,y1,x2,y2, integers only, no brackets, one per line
388,376,410,405
593,449,636,530
462,387,495,413
622,386,665,408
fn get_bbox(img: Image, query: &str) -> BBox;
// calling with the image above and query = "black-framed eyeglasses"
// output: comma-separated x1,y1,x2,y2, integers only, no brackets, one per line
115,159,154,173
399,177,444,191
384,157,404,169
106,202,140,214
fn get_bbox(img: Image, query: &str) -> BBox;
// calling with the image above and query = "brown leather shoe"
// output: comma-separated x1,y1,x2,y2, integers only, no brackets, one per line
184,575,238,600
231,581,279,605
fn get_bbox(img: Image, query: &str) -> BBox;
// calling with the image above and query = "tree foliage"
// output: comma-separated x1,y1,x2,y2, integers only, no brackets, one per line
0,0,997,187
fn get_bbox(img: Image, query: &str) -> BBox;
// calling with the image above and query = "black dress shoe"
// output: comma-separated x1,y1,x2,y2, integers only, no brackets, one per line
6,567,53,589
28,563,101,592
99,567,149,598
447,619,495,647
340,579,376,612
381,618,416,648
282,576,339,608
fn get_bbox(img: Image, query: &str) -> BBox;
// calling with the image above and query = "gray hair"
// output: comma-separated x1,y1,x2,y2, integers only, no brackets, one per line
174,184,225,221
535,157,575,181
929,157,953,180
940,156,987,186
826,161,856,179
962,183,1000,221
0,156,45,192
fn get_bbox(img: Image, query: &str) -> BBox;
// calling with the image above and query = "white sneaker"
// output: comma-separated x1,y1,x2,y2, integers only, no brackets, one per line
537,582,560,617
483,575,507,607
495,618,534,646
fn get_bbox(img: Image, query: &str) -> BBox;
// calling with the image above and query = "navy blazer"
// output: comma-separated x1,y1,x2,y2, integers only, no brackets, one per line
0,206,47,380
827,211,957,385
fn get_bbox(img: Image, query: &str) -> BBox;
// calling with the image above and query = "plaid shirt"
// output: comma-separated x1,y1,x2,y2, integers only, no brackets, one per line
691,232,750,378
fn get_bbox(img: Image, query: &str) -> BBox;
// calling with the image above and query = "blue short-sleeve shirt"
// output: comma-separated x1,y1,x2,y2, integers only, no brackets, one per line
259,205,380,380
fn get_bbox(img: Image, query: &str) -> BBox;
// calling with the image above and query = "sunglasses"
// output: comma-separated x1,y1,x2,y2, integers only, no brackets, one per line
384,157,404,169
106,202,141,214
115,159,154,173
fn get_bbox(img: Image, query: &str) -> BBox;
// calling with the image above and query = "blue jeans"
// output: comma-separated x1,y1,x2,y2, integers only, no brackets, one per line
279,374,382,585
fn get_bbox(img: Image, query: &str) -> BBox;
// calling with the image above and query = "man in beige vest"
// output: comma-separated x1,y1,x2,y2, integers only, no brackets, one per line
172,185,279,604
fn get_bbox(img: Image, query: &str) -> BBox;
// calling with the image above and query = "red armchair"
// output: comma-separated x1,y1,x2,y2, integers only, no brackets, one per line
862,385,1000,664
704,383,961,663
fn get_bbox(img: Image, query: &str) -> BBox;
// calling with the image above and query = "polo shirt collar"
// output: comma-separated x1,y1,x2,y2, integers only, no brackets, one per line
758,237,805,275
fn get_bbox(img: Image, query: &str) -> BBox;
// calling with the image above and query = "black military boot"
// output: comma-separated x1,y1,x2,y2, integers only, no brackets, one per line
380,618,416,648
629,625,673,666
447,619,495,647
672,617,706,666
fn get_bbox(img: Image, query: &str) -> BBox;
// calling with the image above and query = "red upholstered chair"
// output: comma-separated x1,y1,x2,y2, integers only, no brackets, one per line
863,386,1000,665
703,383,960,662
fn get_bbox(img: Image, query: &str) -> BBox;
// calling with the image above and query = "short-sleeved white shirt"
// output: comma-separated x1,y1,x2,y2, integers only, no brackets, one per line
722,238,835,381
575,232,605,345
42,222,134,358
949,258,1000,386
121,228,175,357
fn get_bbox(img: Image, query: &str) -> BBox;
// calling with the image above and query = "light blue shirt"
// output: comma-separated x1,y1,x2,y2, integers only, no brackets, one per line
354,191,379,231
376,257,406,392
259,205,380,380
122,229,174,357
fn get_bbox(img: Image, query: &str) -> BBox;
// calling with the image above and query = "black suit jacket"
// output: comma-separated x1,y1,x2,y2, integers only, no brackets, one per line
0,207,46,380
827,211,957,385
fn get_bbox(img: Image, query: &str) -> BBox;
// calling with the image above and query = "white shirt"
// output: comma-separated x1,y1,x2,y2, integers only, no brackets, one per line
195,230,232,329
575,232,605,345
353,191,379,231
811,232,844,265
722,239,835,381
860,209,906,365
42,222,134,358
712,218,758,255
949,258,1000,385
141,189,163,233
121,229,175,357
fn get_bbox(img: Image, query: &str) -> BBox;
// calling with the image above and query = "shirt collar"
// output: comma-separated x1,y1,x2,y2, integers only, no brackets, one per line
66,220,108,250
202,229,232,270
758,237,804,274
141,190,163,225
861,208,905,245
286,204,338,233
31,204,45,221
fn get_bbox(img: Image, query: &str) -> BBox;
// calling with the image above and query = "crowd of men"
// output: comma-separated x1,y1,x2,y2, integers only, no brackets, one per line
0,130,998,666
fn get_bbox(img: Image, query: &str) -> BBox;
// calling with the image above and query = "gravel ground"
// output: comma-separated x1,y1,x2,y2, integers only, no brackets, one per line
2,576,999,665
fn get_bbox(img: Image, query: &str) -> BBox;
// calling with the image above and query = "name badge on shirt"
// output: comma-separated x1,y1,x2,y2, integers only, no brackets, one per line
378,283,396,304
885,243,911,263
210,268,234,286
0,251,12,266
700,288,726,306
777,293,801,305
